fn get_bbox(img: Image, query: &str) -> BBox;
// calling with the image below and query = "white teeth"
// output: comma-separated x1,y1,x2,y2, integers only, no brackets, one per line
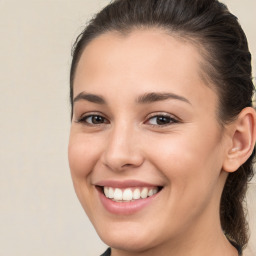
133,188,140,200
104,187,109,197
141,188,148,199
103,186,160,202
108,187,114,199
113,188,122,201
152,188,158,195
122,188,133,201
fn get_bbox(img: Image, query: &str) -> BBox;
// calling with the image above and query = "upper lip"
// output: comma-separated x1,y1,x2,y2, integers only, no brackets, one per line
95,179,163,188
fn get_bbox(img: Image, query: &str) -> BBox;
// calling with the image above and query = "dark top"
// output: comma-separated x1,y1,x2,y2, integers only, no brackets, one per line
100,242,242,256
100,247,111,256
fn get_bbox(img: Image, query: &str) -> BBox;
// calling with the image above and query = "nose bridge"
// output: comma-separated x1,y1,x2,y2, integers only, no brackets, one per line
102,119,143,171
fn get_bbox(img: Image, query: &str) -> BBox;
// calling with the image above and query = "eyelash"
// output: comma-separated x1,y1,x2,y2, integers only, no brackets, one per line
75,113,179,127
144,113,179,127
75,113,109,126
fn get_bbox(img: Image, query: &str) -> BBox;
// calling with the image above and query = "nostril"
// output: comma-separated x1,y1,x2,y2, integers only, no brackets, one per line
101,137,144,171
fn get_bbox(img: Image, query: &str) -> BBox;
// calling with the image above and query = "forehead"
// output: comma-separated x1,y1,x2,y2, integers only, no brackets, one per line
74,29,218,113
75,29,204,82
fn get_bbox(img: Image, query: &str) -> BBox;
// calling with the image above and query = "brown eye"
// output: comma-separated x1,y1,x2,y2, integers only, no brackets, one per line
90,115,106,124
78,115,109,125
147,115,178,126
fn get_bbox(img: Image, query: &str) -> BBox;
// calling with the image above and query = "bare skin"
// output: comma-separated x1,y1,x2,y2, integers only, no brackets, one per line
69,29,256,256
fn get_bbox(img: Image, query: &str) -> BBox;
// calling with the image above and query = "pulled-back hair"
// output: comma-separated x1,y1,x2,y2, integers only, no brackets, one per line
70,0,255,247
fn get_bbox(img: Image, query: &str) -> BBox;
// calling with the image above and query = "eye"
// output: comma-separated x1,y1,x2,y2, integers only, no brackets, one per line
76,114,109,125
146,114,178,126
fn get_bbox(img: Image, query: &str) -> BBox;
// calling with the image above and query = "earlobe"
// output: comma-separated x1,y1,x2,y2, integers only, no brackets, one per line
222,107,256,173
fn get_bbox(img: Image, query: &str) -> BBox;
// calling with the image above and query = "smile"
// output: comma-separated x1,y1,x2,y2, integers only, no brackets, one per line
96,183,163,215
103,187,160,202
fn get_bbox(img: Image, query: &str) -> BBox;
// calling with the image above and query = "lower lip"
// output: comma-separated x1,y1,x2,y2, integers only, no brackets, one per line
97,188,160,215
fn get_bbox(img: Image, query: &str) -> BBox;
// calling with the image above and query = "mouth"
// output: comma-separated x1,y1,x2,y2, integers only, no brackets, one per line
95,180,164,214
97,186,163,203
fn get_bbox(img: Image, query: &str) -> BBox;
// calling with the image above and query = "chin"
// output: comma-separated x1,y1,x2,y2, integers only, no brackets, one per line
95,221,165,253
101,235,154,253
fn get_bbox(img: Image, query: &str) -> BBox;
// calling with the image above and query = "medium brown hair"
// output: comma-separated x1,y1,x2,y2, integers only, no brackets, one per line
70,0,255,247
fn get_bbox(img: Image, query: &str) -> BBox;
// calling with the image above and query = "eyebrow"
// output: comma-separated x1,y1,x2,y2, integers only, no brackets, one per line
136,92,191,105
73,92,106,104
73,91,191,105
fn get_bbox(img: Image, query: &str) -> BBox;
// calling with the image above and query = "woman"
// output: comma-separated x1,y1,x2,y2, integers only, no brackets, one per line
68,0,256,255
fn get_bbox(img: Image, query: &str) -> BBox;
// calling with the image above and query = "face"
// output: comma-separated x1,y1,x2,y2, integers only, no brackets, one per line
68,29,229,253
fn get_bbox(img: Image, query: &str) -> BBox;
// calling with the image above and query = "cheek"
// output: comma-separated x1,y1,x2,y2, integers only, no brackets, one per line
68,134,101,178
68,134,102,217
149,136,223,231
148,127,223,194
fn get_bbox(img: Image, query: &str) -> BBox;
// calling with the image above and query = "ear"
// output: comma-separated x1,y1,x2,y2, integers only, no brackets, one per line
222,107,256,173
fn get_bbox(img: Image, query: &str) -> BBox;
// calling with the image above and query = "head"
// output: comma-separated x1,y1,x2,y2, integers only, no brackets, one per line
68,0,256,251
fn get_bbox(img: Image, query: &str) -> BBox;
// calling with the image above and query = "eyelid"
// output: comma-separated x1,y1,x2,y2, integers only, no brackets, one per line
75,112,110,125
146,112,179,120
144,112,180,126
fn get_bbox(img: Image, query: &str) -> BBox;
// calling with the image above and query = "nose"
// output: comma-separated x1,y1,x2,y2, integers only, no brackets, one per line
101,123,144,172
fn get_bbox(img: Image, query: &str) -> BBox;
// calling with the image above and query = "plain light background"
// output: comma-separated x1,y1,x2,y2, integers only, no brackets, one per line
0,1,255,255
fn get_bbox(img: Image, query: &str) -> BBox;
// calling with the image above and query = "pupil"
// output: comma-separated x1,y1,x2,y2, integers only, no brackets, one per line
157,116,170,125
92,116,104,124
